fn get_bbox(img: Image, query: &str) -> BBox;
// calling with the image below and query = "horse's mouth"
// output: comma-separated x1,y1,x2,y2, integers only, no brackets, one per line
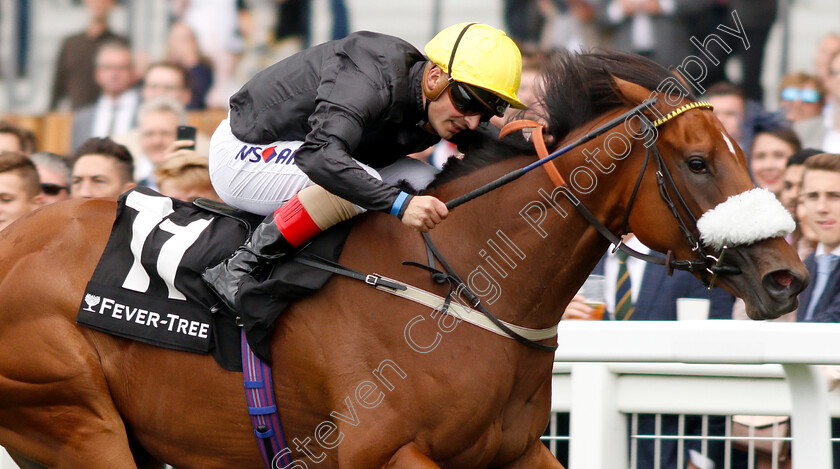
749,268,806,319
715,245,808,320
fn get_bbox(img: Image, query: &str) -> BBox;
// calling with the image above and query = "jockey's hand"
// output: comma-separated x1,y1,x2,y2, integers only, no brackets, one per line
401,195,448,232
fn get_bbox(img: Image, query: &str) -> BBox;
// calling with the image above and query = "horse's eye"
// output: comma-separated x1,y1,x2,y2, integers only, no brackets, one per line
687,157,708,173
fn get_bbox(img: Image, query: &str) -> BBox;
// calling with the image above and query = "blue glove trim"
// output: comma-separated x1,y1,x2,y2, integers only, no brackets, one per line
390,191,410,217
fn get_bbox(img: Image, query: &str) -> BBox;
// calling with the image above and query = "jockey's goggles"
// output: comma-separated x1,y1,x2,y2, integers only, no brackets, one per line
780,87,821,103
448,81,509,121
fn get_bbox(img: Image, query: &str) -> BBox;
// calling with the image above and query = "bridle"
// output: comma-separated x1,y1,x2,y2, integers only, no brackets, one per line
404,97,746,352
498,99,741,289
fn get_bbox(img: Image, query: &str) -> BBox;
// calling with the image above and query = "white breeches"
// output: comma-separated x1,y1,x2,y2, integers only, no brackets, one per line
208,117,438,216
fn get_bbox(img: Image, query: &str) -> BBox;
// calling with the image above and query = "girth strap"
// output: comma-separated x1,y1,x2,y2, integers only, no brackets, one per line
414,232,558,352
290,252,558,347
241,330,292,468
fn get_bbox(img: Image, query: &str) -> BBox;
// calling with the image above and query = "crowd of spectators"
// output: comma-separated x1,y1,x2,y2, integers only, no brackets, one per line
1,1,840,467
504,2,840,468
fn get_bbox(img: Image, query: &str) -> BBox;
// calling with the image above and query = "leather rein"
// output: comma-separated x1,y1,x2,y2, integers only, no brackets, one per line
306,100,743,353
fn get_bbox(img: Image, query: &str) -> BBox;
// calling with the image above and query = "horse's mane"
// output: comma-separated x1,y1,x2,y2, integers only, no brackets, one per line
426,49,694,190
538,48,694,143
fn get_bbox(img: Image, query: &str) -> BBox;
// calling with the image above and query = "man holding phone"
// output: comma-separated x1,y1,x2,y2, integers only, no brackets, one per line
114,96,202,188
177,125,197,150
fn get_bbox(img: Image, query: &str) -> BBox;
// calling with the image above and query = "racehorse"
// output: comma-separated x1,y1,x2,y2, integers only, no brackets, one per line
0,50,807,468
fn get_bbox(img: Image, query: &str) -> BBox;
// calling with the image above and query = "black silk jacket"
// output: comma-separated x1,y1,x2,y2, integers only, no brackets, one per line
229,31,475,213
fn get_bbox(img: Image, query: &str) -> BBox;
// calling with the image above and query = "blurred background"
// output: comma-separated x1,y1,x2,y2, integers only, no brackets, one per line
0,0,838,154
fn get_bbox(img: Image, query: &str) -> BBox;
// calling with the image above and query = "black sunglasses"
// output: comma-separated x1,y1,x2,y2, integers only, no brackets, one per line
41,183,69,196
448,81,509,122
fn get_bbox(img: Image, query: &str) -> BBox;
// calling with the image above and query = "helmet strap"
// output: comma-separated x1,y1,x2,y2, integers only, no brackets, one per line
420,62,451,133
422,62,451,103
421,24,478,133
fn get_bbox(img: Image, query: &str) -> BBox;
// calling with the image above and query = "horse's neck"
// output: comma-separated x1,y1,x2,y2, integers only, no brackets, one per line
426,155,619,329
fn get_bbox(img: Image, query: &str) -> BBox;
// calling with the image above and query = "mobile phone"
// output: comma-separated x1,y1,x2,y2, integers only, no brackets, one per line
176,125,197,150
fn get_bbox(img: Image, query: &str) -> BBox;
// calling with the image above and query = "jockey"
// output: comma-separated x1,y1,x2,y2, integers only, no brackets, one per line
203,22,526,312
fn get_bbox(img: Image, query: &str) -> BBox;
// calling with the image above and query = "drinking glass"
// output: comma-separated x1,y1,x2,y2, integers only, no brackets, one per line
577,274,606,320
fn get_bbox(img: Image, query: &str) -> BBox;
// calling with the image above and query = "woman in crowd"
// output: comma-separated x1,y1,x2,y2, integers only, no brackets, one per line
749,126,802,197
165,22,214,110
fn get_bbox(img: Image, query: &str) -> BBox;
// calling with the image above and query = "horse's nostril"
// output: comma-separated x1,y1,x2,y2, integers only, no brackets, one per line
772,270,794,288
763,269,804,297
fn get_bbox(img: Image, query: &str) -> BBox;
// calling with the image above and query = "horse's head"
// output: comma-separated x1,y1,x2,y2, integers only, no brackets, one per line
607,73,808,319
535,50,806,319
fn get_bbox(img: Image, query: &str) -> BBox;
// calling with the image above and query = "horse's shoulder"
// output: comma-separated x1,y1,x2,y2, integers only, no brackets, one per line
32,198,117,247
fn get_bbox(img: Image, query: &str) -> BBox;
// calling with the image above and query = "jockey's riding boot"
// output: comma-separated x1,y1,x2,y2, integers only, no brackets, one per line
201,215,295,312
202,193,325,312
203,185,364,313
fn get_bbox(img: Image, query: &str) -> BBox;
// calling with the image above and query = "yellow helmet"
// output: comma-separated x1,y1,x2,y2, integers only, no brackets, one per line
425,22,526,109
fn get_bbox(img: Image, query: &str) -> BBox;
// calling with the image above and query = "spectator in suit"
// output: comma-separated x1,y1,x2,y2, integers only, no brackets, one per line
29,152,71,206
164,22,213,110
797,152,840,468
112,64,211,178
569,234,734,469
690,1,777,103
794,152,840,323
175,0,241,109
141,61,193,107
71,39,139,152
117,96,203,188
815,33,840,88
705,82,747,148
782,148,823,260
819,51,840,153
780,73,826,124
591,0,706,69
782,148,823,217
70,138,135,199
0,152,43,232
724,0,777,103
49,0,127,111
779,73,828,149
705,82,787,158
0,121,35,154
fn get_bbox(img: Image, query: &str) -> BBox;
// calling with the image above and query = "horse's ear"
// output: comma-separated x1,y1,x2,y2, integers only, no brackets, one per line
609,75,653,106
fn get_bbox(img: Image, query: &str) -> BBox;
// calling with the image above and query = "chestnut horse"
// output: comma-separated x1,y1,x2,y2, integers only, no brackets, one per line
0,51,806,468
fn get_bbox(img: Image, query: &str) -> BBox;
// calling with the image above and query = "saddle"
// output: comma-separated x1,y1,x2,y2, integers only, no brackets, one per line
75,186,352,370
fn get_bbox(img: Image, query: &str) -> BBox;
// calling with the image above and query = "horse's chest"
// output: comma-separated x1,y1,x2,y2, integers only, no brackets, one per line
435,378,552,467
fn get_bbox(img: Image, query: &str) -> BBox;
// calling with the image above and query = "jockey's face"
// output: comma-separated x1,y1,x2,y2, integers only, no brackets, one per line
424,67,481,139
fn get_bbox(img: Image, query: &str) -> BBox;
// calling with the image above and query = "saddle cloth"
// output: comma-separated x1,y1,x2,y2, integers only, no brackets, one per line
76,186,351,369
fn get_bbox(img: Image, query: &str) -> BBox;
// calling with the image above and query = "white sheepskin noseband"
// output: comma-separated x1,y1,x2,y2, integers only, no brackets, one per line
696,188,795,250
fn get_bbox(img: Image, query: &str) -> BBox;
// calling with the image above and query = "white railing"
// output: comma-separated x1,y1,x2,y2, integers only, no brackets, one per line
0,449,14,469
552,320,840,469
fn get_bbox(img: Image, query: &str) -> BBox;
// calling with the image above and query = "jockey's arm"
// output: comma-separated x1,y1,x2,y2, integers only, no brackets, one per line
293,71,449,231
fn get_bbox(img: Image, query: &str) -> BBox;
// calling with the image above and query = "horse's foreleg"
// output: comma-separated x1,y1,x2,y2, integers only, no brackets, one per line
383,443,441,469
0,320,139,469
499,441,565,469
